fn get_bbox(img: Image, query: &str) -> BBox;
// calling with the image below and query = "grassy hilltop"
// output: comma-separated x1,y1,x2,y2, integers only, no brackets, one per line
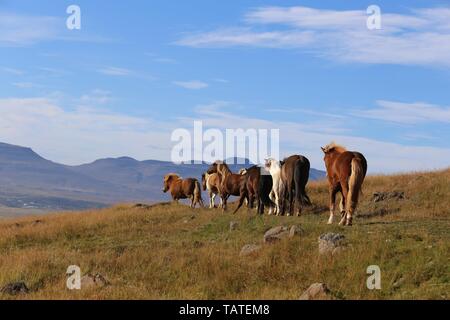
0,169,449,300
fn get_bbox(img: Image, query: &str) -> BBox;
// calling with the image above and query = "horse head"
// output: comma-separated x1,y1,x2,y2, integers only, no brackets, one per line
163,173,180,192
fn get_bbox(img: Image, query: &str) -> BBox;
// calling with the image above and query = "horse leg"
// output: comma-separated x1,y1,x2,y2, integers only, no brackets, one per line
339,194,346,220
208,191,213,209
287,187,294,216
222,194,230,212
339,184,349,226
328,185,339,224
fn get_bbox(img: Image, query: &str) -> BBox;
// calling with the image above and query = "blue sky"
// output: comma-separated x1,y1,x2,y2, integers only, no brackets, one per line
1,0,450,173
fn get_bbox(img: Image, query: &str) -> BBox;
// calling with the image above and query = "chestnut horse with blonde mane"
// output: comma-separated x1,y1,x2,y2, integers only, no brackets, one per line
321,143,367,226
163,173,204,208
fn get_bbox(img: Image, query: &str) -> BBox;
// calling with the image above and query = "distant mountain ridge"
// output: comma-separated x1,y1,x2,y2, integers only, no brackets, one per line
0,142,326,212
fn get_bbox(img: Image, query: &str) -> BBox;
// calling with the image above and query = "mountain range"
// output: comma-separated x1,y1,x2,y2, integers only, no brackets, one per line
0,142,326,213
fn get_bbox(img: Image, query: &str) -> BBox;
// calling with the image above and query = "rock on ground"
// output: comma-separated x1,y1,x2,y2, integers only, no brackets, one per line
318,233,346,255
299,283,331,300
240,244,262,257
80,274,108,289
372,191,405,202
0,282,29,295
289,225,305,238
264,226,290,243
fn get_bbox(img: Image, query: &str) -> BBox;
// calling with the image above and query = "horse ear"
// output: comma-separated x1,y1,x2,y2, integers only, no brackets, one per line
321,147,326,153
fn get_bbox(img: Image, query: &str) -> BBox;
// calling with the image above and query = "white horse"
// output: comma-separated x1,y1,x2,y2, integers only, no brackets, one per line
265,158,284,215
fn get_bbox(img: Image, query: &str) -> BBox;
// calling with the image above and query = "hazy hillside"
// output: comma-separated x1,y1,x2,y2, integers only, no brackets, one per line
0,169,448,299
0,142,326,213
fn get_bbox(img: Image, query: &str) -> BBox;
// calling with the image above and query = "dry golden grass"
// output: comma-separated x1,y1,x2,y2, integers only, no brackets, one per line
0,169,449,300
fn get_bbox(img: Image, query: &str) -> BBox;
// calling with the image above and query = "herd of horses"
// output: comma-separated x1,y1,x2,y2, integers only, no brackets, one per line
162,142,368,226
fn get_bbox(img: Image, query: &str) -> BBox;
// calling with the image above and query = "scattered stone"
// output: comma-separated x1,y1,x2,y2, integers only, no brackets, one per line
299,283,331,300
372,191,405,203
0,282,29,295
133,203,151,209
229,221,239,231
392,277,405,289
318,233,346,255
240,244,262,257
263,226,290,243
289,225,305,238
80,274,108,289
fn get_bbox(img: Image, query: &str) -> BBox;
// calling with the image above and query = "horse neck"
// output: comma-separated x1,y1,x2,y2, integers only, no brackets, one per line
219,164,232,177
271,163,281,174
325,152,340,175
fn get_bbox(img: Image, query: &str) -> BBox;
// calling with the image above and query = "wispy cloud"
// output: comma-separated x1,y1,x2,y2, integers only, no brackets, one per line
178,101,450,172
173,80,209,90
97,66,156,80
0,12,59,46
266,107,347,119
12,82,36,89
176,6,450,67
97,67,133,76
0,96,171,165
354,100,450,124
1,67,25,75
0,11,114,47
0,96,449,172
80,89,113,105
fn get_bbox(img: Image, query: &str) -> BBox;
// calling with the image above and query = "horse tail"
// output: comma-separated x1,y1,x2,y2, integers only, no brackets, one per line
346,157,365,214
259,174,274,208
294,157,312,207
194,179,204,208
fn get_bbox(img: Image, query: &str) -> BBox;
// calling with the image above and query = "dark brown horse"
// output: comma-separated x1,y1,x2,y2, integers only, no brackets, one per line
280,155,312,216
206,161,243,211
233,165,274,215
163,173,204,208
321,142,367,226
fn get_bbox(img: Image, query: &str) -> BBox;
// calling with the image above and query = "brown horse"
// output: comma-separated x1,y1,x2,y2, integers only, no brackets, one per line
201,172,221,209
321,142,367,226
206,161,243,211
280,155,312,216
233,165,274,215
163,173,204,208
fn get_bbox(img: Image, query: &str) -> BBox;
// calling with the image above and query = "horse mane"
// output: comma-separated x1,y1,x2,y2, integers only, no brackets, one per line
323,142,347,154
165,173,181,180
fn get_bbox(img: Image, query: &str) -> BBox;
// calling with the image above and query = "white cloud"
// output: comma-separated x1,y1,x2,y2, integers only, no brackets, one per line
97,66,156,80
177,28,314,48
173,80,209,90
185,102,450,173
97,67,133,76
177,6,450,67
354,100,450,124
0,12,59,46
1,67,25,75
12,82,36,89
0,97,172,165
0,96,449,173
80,89,113,105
